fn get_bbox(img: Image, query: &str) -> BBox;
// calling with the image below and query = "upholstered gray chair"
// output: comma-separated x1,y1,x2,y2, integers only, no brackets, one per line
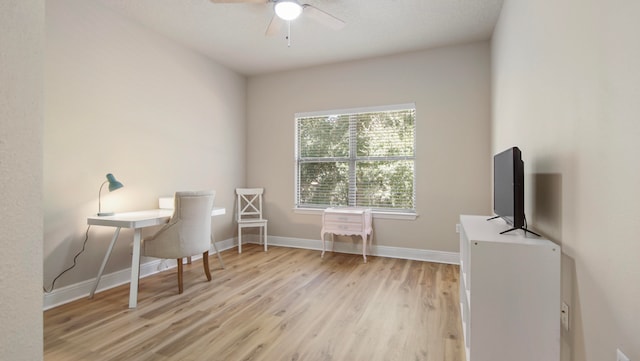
143,190,216,294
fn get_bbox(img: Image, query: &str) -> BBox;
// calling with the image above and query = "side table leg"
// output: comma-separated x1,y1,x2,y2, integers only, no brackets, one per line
331,233,335,253
362,233,367,263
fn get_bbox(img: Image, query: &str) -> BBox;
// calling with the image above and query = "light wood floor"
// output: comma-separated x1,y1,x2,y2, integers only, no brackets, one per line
45,244,465,361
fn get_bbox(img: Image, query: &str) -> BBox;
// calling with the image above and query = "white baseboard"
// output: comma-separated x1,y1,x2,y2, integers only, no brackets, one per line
42,238,237,310
44,236,458,310
263,235,460,264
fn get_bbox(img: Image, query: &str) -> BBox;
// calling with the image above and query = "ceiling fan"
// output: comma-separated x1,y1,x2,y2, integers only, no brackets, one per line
210,0,345,41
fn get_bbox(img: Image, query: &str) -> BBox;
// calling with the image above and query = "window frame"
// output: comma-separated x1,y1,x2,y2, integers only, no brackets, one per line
294,103,417,218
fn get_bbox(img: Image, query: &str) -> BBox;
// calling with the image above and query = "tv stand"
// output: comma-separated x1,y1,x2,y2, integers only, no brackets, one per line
500,226,541,237
486,215,541,237
459,215,560,361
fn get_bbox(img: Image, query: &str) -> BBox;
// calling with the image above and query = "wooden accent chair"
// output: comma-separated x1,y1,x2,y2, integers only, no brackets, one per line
235,188,268,253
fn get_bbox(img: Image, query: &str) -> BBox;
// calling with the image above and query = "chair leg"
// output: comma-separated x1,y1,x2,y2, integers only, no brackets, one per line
203,251,212,281
238,225,242,254
177,259,184,294
263,224,268,252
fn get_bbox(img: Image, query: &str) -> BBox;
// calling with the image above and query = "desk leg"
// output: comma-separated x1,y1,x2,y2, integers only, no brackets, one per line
129,228,142,308
210,234,225,269
89,227,121,299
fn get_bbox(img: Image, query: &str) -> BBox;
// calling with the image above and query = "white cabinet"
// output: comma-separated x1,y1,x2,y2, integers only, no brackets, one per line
459,215,560,361
321,207,373,263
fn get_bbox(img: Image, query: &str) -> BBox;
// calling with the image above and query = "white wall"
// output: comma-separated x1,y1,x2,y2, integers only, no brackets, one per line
44,0,246,290
0,1,44,360
492,0,640,360
247,42,492,253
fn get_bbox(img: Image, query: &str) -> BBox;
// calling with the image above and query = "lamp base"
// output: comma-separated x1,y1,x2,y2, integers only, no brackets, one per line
97,211,115,216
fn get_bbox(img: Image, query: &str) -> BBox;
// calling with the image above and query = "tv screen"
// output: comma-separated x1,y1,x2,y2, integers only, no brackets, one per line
493,146,525,229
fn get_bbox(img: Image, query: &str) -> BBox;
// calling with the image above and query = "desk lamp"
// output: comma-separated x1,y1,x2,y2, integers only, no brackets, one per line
97,173,123,216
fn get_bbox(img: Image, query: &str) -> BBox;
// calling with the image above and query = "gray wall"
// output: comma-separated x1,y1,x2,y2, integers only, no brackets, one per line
44,0,246,290
247,42,492,253
0,1,44,360
492,0,640,360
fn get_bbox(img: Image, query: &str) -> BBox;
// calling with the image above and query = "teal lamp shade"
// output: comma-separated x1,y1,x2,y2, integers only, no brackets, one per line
98,173,124,216
106,173,123,192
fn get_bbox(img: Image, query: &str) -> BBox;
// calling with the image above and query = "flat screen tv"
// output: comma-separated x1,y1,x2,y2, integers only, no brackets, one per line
491,146,538,236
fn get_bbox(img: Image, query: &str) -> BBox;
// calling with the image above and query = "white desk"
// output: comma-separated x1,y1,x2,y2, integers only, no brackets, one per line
87,207,225,308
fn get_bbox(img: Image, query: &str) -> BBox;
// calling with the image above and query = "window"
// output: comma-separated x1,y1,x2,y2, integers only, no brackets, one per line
295,103,416,213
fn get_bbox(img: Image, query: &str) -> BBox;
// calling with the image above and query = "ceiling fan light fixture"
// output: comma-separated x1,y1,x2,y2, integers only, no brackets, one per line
274,0,303,21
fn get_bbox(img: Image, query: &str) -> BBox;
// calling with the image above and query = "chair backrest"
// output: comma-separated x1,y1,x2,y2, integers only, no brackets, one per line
168,190,215,255
236,188,264,221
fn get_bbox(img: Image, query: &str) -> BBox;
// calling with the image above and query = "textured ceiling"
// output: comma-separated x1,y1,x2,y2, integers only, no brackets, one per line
96,0,504,76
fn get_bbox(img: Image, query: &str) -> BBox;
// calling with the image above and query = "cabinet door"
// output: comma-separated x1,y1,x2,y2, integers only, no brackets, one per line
470,240,560,361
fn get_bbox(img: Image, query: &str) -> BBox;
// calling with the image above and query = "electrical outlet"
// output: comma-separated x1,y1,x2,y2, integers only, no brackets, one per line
561,302,569,331
455,223,460,233
617,349,630,361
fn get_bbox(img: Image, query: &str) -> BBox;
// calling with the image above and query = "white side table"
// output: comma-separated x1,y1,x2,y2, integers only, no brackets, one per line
321,207,373,263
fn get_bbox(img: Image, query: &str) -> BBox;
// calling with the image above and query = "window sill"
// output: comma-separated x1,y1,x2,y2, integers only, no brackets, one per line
292,207,418,220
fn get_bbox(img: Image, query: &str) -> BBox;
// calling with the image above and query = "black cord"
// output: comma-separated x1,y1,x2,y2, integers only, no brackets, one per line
43,225,91,293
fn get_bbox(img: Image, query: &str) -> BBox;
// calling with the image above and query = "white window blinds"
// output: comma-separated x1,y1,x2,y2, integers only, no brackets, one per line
295,103,416,212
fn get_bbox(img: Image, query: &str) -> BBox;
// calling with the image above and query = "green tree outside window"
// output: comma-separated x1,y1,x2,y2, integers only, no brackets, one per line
295,104,416,212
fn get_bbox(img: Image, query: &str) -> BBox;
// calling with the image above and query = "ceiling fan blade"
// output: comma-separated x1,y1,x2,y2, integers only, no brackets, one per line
265,14,285,36
209,0,267,3
302,4,345,30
